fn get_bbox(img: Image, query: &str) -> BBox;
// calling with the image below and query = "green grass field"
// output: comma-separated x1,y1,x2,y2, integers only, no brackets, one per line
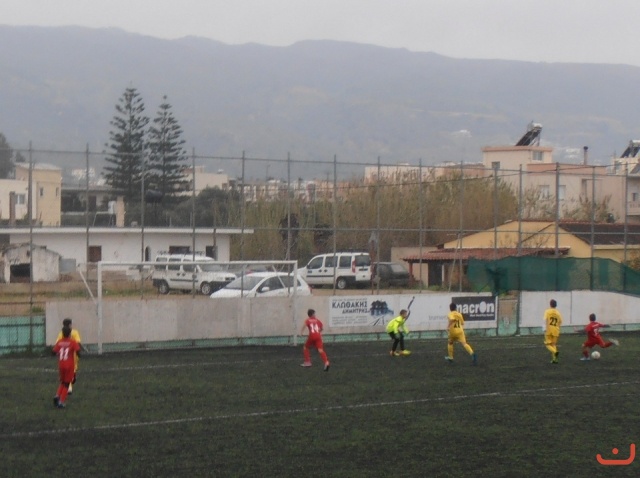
1,333,639,477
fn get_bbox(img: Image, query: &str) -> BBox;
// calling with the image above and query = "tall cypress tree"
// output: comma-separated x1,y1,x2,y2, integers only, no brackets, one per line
147,96,188,200
0,133,14,179
104,87,149,202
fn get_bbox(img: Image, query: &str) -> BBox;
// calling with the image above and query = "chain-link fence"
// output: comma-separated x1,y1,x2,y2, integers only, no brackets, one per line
1,145,640,316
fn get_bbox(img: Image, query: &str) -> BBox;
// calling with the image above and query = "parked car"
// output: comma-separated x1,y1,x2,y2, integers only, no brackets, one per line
152,253,236,295
301,252,371,289
372,262,411,288
210,271,312,298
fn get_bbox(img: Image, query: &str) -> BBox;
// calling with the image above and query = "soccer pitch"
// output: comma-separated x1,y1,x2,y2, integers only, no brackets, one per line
1,333,639,477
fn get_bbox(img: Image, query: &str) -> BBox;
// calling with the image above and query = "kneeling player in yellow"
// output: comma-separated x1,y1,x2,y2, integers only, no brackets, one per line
386,309,411,356
445,302,477,365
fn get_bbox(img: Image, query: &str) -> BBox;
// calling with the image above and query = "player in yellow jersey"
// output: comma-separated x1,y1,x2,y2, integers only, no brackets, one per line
445,303,477,365
386,310,411,356
543,299,563,364
56,318,83,394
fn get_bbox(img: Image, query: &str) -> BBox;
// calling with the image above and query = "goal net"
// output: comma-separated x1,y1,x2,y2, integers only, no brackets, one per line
85,259,306,354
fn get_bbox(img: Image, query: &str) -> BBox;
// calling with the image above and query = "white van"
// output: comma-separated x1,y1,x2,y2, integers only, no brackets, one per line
151,253,236,295
302,252,371,289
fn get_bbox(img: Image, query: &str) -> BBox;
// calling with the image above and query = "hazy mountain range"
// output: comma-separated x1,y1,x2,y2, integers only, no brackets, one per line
2,25,640,180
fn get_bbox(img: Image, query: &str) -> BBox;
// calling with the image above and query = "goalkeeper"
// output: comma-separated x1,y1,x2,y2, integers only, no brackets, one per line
386,310,411,356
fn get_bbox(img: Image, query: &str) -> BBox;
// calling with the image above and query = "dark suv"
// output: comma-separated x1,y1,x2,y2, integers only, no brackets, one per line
372,262,411,288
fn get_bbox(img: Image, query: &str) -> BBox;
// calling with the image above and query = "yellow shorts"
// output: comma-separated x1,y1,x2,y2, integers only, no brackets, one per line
544,333,559,346
448,331,467,343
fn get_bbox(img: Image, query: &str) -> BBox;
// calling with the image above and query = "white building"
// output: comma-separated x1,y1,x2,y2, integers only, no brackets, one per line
0,243,60,283
1,227,252,270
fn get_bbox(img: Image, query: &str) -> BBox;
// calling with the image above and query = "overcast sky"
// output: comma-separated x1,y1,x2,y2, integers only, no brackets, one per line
4,0,640,66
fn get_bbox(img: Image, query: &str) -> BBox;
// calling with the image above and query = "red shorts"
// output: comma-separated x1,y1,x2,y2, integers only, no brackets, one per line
58,364,75,384
305,335,324,349
583,336,606,348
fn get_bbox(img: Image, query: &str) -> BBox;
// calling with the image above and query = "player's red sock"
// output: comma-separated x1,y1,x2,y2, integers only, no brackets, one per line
59,386,69,403
303,348,311,363
320,351,328,364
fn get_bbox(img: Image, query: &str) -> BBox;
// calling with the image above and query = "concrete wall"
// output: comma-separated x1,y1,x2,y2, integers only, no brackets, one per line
45,291,640,348
520,290,639,328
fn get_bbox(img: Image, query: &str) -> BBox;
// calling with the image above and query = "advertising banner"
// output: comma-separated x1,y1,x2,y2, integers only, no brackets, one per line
451,296,497,321
329,294,496,329
329,295,407,327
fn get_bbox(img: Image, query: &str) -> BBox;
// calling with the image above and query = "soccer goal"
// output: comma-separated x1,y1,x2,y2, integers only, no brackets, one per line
90,259,306,354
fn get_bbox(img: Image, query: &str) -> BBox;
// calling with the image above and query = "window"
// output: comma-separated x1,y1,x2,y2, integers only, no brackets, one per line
533,151,543,162
338,256,352,268
632,192,639,202
15,194,26,205
205,246,217,259
39,187,44,197
354,254,371,267
539,185,550,199
263,277,284,291
307,257,323,269
324,256,335,268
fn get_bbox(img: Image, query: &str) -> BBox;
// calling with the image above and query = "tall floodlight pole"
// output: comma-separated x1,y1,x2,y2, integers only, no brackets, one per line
624,164,629,291
192,148,197,255
458,162,464,292
331,155,338,293
240,151,246,261
140,152,145,262
28,142,34,348
85,144,90,268
374,156,381,292
492,162,499,259
554,162,560,257
590,166,596,290
191,148,197,296
418,158,424,289
517,165,523,256
286,152,292,261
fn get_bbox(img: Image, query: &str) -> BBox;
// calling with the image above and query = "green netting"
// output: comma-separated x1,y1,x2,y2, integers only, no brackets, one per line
0,316,46,355
467,257,640,295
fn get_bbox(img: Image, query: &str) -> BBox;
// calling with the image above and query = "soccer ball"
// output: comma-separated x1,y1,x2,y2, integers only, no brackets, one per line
591,351,601,360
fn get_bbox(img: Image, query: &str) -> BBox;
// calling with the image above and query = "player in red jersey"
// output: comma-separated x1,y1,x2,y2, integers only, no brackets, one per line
581,313,619,361
300,309,330,371
52,325,81,408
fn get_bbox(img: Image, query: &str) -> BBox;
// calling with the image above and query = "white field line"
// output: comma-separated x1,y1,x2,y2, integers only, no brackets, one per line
2,380,638,440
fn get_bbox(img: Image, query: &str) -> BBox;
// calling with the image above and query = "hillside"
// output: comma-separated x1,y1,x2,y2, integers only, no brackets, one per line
1,25,640,179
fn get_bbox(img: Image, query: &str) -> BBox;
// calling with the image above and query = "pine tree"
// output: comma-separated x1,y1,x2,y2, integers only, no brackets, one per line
104,87,149,202
0,133,14,179
147,96,188,200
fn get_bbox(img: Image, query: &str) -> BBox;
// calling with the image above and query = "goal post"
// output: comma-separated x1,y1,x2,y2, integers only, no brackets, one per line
95,259,303,354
